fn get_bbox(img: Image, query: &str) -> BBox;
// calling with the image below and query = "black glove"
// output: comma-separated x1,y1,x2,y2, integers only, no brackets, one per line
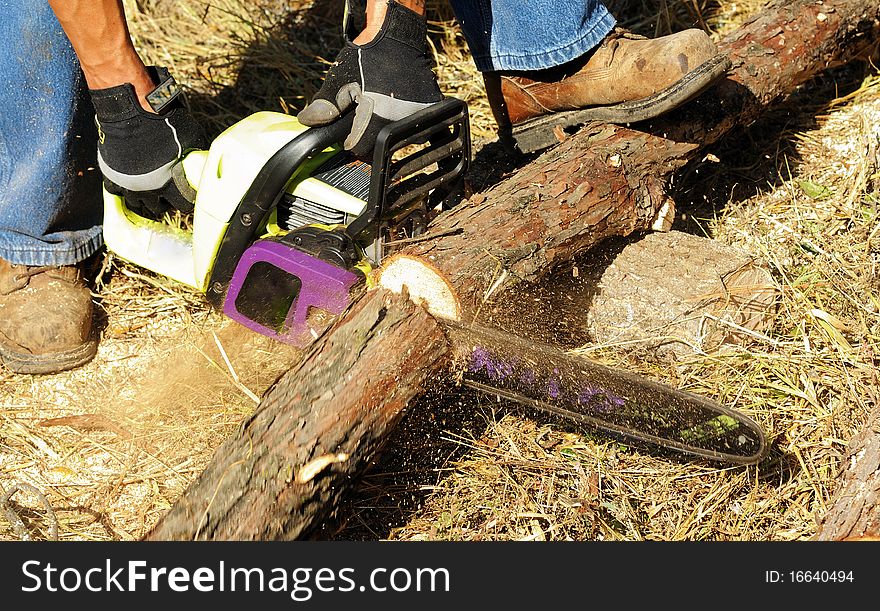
297,0,442,160
89,66,207,219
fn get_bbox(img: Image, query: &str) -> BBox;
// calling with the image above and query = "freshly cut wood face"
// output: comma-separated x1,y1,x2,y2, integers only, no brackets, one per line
376,254,462,321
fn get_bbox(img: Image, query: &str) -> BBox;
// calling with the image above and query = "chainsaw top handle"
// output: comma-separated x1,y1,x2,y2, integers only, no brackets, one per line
205,112,355,308
346,97,470,244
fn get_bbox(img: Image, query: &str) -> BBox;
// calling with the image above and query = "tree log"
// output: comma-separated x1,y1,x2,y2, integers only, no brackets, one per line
815,403,880,540
145,289,450,540
489,230,779,359
145,0,880,540
377,0,879,325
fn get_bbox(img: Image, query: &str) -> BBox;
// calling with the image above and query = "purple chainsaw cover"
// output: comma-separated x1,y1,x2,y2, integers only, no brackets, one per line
224,239,360,346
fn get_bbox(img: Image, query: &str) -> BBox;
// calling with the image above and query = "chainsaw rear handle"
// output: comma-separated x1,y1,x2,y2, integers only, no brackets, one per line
205,112,356,308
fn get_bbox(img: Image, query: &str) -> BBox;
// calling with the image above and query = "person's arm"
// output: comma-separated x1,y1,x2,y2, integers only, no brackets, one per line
47,0,155,111
355,0,426,43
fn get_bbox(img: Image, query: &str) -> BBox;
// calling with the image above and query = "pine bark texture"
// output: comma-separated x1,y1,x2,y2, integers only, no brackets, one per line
816,408,880,540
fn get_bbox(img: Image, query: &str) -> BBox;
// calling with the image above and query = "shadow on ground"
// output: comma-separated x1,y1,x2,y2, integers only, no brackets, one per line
671,60,875,237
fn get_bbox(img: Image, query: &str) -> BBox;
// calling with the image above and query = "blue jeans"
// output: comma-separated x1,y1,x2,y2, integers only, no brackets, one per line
0,0,103,267
449,0,616,72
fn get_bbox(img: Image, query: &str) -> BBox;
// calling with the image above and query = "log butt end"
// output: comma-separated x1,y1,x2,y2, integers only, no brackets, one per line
376,255,462,321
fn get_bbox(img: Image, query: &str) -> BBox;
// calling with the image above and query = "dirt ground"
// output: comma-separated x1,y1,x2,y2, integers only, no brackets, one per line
2,0,879,541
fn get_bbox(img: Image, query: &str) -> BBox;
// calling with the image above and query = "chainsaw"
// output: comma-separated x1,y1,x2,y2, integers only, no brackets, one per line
103,97,470,345
101,98,767,466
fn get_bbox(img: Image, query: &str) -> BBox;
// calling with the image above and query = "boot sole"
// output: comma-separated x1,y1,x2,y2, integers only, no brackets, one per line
509,53,732,154
0,335,98,375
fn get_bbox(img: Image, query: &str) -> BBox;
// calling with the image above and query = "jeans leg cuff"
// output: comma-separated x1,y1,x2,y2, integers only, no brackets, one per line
473,12,617,72
0,230,104,266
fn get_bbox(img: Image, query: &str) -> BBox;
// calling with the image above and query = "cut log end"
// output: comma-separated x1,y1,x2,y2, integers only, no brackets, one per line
376,254,462,321
585,232,779,357
699,260,779,350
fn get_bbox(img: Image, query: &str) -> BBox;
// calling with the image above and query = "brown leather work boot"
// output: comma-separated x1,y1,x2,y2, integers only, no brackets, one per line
0,258,98,375
484,27,731,153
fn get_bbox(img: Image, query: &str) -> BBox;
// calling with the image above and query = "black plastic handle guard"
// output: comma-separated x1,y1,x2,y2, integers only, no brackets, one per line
345,97,471,244
205,113,355,308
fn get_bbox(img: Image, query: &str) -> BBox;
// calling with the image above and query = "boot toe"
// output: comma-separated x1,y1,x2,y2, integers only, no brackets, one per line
2,285,94,353
662,29,719,76
0,261,98,374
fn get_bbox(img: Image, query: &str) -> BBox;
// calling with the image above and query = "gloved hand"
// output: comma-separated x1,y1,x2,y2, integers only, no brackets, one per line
297,0,442,160
89,66,208,219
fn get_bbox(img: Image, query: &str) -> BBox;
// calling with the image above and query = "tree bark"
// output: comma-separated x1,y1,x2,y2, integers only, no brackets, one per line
145,0,880,540
815,405,880,541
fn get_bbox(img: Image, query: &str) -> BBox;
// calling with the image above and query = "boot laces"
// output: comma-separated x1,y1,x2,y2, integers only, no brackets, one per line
3,265,78,294
602,27,648,66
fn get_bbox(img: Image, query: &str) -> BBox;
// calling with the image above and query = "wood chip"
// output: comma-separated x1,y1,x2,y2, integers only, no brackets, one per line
296,453,349,484
38,414,133,440
553,125,568,143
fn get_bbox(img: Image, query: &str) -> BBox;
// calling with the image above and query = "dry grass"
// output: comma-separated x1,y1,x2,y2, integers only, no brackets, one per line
2,0,878,541
0,254,301,540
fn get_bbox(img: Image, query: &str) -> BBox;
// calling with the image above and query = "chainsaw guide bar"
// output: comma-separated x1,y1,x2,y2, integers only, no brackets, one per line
444,321,767,466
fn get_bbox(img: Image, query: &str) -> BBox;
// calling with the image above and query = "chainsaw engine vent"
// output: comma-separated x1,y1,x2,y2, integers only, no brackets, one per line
278,153,373,231
279,194,350,230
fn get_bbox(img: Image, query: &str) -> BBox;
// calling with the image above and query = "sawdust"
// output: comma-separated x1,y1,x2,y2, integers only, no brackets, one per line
1,262,301,539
